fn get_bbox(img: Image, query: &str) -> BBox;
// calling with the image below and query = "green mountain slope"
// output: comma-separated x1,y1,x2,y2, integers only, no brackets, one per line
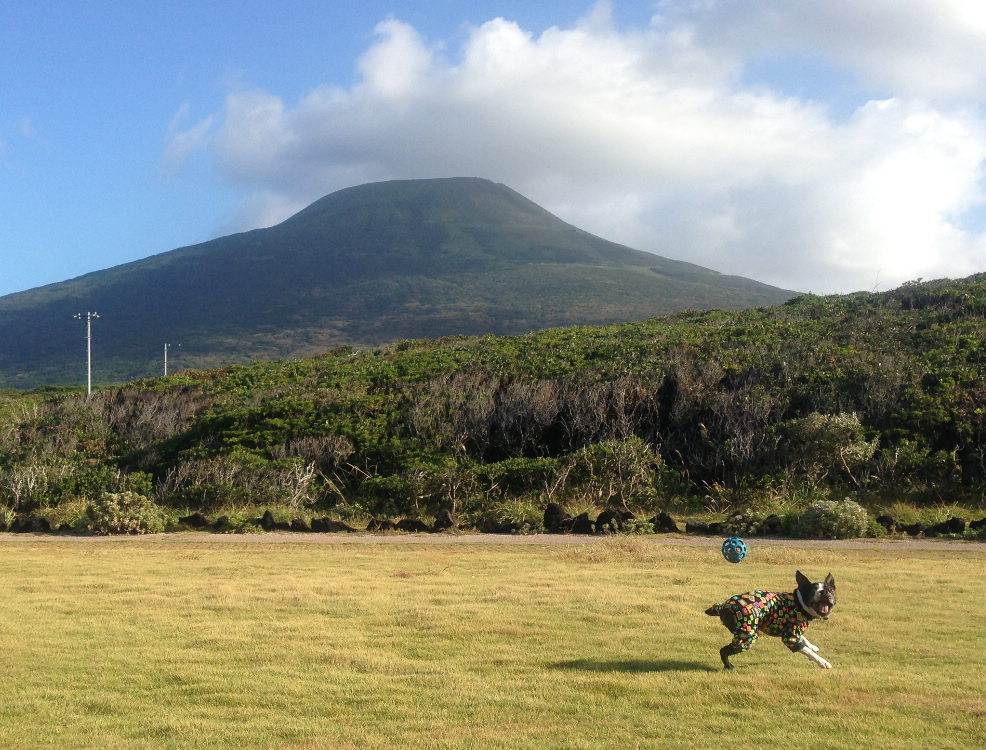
0,177,796,387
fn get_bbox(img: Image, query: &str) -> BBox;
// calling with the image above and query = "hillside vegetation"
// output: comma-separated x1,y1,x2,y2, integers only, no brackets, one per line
1,274,983,534
0,178,794,387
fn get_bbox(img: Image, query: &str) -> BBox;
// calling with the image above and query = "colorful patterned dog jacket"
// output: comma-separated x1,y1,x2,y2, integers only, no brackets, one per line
707,590,810,652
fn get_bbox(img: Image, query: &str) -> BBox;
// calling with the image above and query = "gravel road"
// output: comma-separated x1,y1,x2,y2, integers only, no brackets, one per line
1,531,982,551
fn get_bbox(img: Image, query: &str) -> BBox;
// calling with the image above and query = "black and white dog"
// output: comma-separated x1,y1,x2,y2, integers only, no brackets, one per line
705,571,836,669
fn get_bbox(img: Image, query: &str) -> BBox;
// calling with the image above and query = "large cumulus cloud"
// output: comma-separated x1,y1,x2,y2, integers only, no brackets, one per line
169,1,986,293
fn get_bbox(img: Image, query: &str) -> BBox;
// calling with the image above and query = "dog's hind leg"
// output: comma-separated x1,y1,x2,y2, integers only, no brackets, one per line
719,643,743,670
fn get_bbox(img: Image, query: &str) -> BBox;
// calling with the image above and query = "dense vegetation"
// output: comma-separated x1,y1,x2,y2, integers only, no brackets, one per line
0,178,793,388
1,274,984,535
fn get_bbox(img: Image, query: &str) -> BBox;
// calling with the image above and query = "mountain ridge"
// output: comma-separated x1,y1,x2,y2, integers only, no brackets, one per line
0,177,797,388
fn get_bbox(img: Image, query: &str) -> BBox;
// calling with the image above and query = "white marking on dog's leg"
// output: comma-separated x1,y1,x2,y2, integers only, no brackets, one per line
800,637,820,652
801,648,832,669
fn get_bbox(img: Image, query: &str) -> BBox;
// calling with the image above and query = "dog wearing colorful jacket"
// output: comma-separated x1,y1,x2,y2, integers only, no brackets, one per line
705,571,836,669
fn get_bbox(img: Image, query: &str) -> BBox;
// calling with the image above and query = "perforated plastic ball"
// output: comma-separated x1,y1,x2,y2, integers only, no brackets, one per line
721,537,748,563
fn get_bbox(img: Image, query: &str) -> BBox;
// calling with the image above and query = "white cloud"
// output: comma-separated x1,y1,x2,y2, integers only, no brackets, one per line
659,0,986,99
166,1,986,293
162,103,215,174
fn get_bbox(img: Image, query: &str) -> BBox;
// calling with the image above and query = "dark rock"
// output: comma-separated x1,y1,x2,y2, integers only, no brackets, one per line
875,515,898,533
927,517,966,535
212,516,230,530
761,514,784,535
686,520,722,535
474,516,507,533
570,512,594,535
649,512,679,533
433,508,456,532
367,518,397,531
595,509,634,533
179,512,211,528
290,518,311,532
311,517,358,533
595,510,619,533
260,510,277,531
902,522,926,536
11,515,52,533
57,523,74,533
543,502,569,533
970,517,986,530
396,518,431,533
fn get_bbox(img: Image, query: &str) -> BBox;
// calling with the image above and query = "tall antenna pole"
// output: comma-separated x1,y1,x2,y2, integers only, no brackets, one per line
73,312,99,395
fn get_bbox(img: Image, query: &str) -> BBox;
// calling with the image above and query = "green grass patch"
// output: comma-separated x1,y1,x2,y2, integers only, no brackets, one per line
0,538,983,748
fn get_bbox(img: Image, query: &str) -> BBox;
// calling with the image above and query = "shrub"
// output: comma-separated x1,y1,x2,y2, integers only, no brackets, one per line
780,412,877,486
794,498,871,539
468,497,543,534
214,514,264,534
620,517,655,535
85,491,168,535
156,453,317,511
722,510,765,536
565,438,661,508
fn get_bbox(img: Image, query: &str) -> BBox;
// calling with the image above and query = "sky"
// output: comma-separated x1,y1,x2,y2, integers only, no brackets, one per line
2,0,986,298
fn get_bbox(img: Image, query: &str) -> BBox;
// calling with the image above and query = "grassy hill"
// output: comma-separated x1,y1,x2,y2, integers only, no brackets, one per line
0,177,795,388
0,274,983,533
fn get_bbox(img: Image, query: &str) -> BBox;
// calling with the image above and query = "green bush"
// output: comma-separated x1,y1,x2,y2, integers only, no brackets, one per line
85,491,168,535
468,497,543,534
213,514,264,534
619,517,655,535
780,412,877,486
565,438,661,507
794,498,871,539
723,510,765,536
474,456,563,495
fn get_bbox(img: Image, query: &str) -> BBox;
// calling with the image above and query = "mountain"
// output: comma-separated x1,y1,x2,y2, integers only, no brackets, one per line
0,177,797,388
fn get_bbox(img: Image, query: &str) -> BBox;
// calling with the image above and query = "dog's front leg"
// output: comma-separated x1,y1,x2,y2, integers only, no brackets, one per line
799,636,820,652
798,644,832,669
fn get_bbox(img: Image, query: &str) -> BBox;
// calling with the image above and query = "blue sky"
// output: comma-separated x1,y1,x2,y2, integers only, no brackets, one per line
3,0,985,298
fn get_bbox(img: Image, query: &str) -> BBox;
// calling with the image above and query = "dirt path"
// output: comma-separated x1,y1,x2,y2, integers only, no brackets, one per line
1,531,982,551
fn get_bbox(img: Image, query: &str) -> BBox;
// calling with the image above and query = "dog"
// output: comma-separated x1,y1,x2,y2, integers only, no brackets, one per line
705,571,836,669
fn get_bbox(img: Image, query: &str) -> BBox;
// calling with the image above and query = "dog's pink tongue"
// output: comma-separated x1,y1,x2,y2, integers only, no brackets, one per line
817,603,831,617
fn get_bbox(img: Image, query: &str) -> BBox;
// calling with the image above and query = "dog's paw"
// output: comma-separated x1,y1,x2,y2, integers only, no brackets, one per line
801,648,832,669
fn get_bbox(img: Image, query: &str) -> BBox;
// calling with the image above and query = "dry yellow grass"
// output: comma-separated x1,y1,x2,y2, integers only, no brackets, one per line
0,537,983,749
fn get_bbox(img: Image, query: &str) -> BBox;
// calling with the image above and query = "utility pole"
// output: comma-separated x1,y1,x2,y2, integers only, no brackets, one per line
73,312,99,395
163,342,180,376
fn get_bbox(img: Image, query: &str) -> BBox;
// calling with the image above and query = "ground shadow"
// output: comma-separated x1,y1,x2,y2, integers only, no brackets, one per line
552,659,718,673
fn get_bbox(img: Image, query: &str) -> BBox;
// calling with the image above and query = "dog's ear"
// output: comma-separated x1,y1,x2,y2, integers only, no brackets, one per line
824,573,836,591
795,570,811,588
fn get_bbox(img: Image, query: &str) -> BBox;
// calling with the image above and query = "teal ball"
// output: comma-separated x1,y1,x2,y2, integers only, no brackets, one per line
722,537,748,563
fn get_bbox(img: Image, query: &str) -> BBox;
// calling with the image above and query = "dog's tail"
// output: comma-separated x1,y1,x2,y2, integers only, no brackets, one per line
704,603,722,617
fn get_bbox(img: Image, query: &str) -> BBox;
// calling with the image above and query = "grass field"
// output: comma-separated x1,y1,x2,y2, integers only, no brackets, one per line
1,536,983,749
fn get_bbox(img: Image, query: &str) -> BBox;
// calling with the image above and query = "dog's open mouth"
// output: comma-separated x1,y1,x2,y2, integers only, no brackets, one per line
816,602,832,618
